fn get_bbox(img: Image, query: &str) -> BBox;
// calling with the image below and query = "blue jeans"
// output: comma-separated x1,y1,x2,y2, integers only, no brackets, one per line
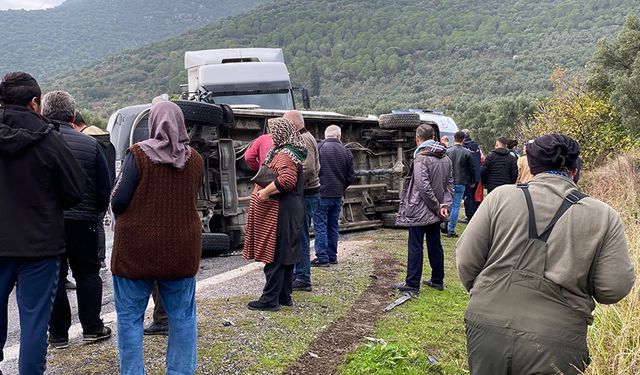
313,197,342,263
294,193,320,285
406,224,444,288
0,256,59,375
113,276,197,375
448,184,466,233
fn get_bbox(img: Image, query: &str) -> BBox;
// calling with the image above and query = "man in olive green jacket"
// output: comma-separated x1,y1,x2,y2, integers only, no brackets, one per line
456,134,634,375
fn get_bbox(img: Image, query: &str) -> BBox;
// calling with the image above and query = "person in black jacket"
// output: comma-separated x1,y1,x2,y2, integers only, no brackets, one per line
461,129,482,222
0,72,85,374
481,136,518,193
41,90,113,349
445,131,476,237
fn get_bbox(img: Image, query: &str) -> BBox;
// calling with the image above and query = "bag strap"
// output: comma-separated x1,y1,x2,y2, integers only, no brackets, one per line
538,190,587,242
518,185,587,242
518,184,538,239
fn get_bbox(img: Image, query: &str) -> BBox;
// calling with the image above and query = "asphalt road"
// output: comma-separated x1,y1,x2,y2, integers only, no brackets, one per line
3,228,252,350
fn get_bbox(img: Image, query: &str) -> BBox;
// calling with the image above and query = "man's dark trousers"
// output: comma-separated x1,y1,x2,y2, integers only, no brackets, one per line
463,184,479,220
405,223,444,289
49,220,103,338
0,256,59,374
294,193,320,285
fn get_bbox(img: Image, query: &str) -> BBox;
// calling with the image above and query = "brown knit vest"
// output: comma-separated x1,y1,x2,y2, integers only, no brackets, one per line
111,145,204,279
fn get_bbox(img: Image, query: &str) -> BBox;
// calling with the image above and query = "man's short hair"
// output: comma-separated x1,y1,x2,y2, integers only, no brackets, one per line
454,131,465,142
284,110,304,129
496,137,509,147
325,125,341,139
73,111,86,126
42,91,76,122
0,72,41,107
461,129,471,140
415,124,434,142
508,139,518,150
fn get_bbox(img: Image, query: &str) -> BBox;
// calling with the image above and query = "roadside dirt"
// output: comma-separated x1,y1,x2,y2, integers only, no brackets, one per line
285,248,402,374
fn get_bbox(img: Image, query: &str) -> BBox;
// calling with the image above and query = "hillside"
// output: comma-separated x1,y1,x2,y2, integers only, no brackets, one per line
43,0,638,117
0,0,270,78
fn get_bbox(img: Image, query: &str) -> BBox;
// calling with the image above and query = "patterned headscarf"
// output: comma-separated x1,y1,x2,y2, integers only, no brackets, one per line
264,117,307,165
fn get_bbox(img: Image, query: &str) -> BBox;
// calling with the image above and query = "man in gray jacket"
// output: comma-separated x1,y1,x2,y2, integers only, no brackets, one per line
393,124,453,292
457,134,634,374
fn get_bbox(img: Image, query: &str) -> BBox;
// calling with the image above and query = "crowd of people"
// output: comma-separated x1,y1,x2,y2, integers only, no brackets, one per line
0,70,635,375
391,124,634,374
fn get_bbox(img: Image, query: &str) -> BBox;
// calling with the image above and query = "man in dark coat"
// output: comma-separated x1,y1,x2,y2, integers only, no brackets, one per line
481,136,517,193
42,90,112,348
393,124,453,292
312,125,355,266
0,72,85,374
445,131,476,237
461,129,482,222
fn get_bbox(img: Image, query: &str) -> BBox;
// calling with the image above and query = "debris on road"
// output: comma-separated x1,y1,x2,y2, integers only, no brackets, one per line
383,291,416,312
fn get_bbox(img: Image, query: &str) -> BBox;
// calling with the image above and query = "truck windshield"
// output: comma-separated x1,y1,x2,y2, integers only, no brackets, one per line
203,90,294,110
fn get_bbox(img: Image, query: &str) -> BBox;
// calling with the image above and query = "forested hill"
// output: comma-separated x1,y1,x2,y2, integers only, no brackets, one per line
0,0,270,78
43,0,637,117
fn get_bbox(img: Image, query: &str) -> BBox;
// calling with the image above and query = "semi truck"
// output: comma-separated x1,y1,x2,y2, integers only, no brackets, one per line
107,48,449,254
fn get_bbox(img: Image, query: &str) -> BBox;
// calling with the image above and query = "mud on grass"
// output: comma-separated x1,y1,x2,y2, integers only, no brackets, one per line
285,244,402,375
338,228,469,375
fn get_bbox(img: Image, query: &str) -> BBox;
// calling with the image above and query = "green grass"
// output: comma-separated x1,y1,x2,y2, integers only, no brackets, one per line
339,228,469,375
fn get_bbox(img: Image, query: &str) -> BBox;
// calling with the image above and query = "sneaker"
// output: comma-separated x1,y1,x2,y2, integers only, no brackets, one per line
65,279,76,290
329,259,338,265
279,299,294,307
143,322,168,336
48,335,69,349
99,261,108,271
391,282,419,293
310,258,330,267
83,326,112,342
446,231,459,238
247,300,280,312
423,279,444,291
292,280,312,292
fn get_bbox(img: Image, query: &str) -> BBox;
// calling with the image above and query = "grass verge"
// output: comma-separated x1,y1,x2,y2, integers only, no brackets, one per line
46,242,374,374
338,228,469,375
581,152,640,374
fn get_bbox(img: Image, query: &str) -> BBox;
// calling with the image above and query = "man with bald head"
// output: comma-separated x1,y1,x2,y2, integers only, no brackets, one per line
284,110,321,291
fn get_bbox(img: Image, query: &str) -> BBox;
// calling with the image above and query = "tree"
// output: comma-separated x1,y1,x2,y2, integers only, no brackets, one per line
522,68,636,167
309,62,321,97
587,14,640,136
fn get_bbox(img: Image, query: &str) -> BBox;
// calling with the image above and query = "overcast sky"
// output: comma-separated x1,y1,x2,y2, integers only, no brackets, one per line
0,0,66,10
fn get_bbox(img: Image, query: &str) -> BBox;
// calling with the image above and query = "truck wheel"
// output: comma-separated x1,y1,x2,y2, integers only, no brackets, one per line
381,213,400,228
172,100,224,126
201,232,231,257
378,113,420,129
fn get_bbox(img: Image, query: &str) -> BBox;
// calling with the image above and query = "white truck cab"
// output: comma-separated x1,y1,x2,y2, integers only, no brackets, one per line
183,48,297,110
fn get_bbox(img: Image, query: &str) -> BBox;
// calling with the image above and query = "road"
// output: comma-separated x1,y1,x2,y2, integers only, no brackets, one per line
3,228,252,351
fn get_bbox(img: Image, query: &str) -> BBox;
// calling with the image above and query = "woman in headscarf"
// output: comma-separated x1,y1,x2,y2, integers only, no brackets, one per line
110,100,204,375
243,117,306,311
